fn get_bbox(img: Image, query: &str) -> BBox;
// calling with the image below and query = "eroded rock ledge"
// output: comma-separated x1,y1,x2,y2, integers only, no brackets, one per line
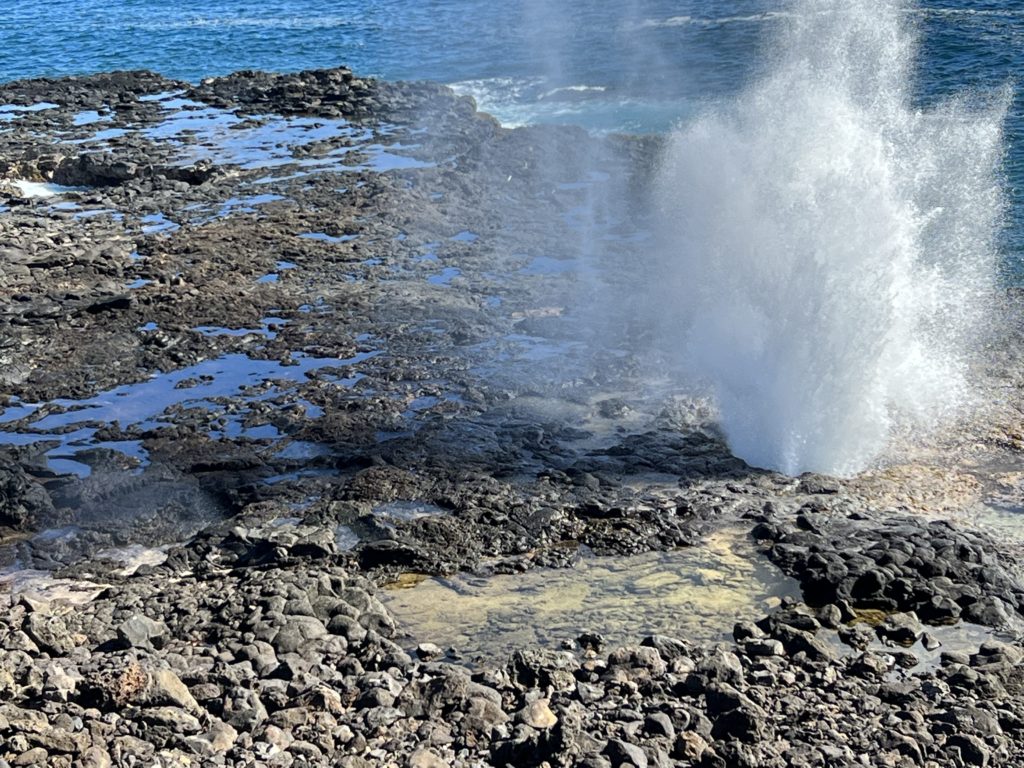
0,67,1021,767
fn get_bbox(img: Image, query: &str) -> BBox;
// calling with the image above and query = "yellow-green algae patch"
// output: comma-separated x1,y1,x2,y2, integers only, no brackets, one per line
382,527,799,661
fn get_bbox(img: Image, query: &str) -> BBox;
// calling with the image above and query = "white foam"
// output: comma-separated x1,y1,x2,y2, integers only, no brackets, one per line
449,78,674,133
636,7,1024,32
450,77,546,128
130,16,353,31
652,0,1009,476
540,84,608,99
10,180,84,198
635,12,791,30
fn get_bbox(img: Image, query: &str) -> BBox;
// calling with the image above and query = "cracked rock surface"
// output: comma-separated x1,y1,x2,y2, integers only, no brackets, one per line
0,67,1022,766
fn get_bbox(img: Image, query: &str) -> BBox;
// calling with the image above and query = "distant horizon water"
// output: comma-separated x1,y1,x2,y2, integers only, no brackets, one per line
0,0,1021,275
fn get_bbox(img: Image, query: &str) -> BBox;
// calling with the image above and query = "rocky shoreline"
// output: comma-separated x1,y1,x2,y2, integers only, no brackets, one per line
0,67,1022,767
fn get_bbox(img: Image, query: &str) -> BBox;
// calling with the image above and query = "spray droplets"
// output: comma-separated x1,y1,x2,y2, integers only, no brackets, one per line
654,0,1009,476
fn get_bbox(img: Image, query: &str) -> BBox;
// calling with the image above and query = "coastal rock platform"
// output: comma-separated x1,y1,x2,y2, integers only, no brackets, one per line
0,68,1022,767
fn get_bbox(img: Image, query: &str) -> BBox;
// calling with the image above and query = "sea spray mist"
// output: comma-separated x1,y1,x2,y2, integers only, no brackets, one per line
652,0,1009,476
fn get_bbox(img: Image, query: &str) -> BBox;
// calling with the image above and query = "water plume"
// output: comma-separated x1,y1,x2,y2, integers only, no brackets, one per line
653,0,1009,476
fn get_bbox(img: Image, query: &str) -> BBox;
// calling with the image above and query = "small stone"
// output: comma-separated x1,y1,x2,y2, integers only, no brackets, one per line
13,748,47,766
876,613,922,647
408,748,448,768
24,614,75,655
273,616,328,653
147,668,200,713
963,597,1013,628
797,475,840,494
116,615,168,650
518,699,558,729
744,638,785,657
264,724,294,752
816,603,843,629
28,727,87,754
1,704,48,734
695,649,744,685
204,721,238,753
327,614,367,642
604,739,648,768
43,664,78,701
711,703,767,743
674,732,709,762
772,624,837,661
732,622,764,642
838,622,876,651
977,640,1024,664
851,568,889,599
851,651,892,678
79,746,111,768
941,650,971,666
141,707,201,733
920,594,961,623
644,712,675,740
946,734,990,766
289,740,323,760
416,643,444,661
5,631,39,654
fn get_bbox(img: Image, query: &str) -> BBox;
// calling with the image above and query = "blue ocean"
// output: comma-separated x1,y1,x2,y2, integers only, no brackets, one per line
1,1,1021,272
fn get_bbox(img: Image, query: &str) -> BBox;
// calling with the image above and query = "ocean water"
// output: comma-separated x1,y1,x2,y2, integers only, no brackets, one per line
0,1,1020,271
0,1,1020,478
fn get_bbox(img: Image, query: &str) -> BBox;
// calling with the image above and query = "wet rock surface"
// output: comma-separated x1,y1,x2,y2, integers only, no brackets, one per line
0,67,1022,766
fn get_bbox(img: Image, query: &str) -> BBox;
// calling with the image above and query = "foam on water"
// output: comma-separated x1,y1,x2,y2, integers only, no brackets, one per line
449,77,693,133
636,11,792,29
11,180,85,198
653,0,1009,476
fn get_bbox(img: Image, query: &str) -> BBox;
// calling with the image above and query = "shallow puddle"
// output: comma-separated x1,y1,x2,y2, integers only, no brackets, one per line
354,143,433,172
382,525,1014,667
373,500,448,521
192,320,278,339
136,99,426,175
215,193,286,218
71,110,111,126
0,571,109,609
73,209,123,221
845,619,1007,673
382,527,798,661
10,180,85,198
299,232,359,243
69,127,128,144
141,212,178,234
970,502,1024,545
0,102,57,122
0,350,377,475
0,400,38,424
502,334,582,363
427,267,461,286
144,106,365,170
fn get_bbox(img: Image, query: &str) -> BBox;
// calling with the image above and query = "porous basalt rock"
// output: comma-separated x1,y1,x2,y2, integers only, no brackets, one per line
0,64,1021,768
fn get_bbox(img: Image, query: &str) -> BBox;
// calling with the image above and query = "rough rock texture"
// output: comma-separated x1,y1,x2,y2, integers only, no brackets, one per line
0,67,1022,766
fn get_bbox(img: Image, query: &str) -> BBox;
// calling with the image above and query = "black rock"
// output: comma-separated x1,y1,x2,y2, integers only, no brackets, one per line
603,739,648,768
